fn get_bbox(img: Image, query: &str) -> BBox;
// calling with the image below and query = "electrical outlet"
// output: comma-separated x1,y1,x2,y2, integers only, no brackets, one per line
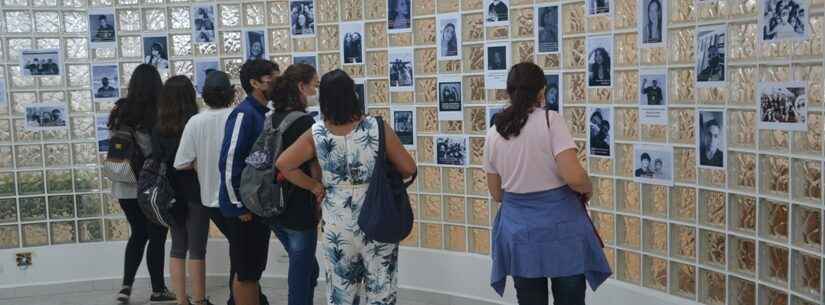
16,252,32,268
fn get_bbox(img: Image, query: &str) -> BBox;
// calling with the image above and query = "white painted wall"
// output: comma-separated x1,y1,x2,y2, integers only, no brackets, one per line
0,241,699,305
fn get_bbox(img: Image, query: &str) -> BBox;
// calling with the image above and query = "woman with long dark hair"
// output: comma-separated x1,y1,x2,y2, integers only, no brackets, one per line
145,42,169,70
440,23,458,57
587,47,611,86
108,64,176,305
152,75,203,305
275,69,416,305
485,62,611,305
644,0,662,43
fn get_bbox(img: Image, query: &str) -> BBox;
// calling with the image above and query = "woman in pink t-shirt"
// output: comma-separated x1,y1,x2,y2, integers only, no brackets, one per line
484,62,611,305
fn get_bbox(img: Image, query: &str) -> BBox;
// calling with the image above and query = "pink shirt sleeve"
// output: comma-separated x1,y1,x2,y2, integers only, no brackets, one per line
548,111,577,157
483,131,498,174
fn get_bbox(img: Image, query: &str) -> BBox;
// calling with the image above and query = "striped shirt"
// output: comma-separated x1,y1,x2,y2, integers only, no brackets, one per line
218,96,269,217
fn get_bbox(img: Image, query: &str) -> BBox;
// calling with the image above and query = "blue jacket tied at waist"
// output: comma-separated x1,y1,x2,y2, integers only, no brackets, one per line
490,185,612,296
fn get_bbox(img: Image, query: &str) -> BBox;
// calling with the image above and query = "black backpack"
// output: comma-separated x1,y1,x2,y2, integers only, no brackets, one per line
136,157,177,228
102,126,145,184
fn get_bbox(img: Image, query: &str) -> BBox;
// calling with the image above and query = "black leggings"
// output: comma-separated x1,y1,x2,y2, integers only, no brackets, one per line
205,208,269,305
119,199,169,292
513,274,586,305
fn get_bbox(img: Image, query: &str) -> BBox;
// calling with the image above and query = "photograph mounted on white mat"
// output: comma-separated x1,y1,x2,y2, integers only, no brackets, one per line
291,0,316,37
587,36,612,88
388,0,412,33
438,75,463,121
392,107,416,148
759,0,809,42
89,9,117,48
485,0,510,26
244,30,269,61
587,106,613,158
633,144,674,186
355,79,367,114
25,103,68,131
20,49,61,76
639,0,666,47
695,24,726,87
97,114,110,152
389,49,415,92
544,74,561,112
143,36,170,70
535,4,560,54
194,59,220,96
485,42,510,89
697,109,726,169
192,4,217,44
436,135,469,166
437,13,462,60
91,64,120,102
341,22,366,65
639,70,667,125
757,81,807,131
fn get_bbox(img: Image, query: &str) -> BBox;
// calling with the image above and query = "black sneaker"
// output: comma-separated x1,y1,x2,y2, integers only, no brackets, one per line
116,285,131,304
193,298,215,305
150,288,177,304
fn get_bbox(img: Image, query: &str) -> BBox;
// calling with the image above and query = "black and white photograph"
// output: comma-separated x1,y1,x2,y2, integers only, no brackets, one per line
293,53,317,69
355,80,366,113
436,135,468,166
192,4,216,43
640,71,667,106
760,0,809,42
244,30,268,61
291,0,316,37
485,0,509,26
0,80,6,109
486,105,504,127
388,0,412,32
757,81,808,131
485,42,510,89
535,5,560,54
96,114,109,152
25,103,68,131
437,13,462,60
194,59,220,96
633,144,674,186
143,36,170,70
640,0,666,46
587,106,613,158
89,9,116,48
697,109,725,169
340,22,365,65
91,64,119,102
587,35,612,88
438,76,463,121
544,74,561,112
695,25,726,87
20,49,61,77
389,49,414,92
587,0,611,15
392,107,416,148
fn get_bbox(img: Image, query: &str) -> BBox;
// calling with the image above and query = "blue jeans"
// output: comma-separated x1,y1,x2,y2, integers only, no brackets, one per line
271,224,320,305
513,274,586,305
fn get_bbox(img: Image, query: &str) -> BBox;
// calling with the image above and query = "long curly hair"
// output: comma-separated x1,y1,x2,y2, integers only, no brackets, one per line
108,64,162,130
269,63,317,112
494,62,545,139
156,75,198,137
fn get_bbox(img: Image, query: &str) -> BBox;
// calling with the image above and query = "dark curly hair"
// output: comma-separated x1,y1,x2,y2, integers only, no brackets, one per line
269,63,317,112
494,62,545,139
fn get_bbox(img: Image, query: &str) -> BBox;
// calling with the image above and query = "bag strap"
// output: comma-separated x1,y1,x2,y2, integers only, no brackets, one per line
375,116,417,187
266,111,306,153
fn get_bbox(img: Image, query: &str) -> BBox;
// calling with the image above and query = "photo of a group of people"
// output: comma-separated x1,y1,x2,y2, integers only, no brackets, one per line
89,10,116,48
587,36,612,88
436,135,468,166
192,5,216,43
388,0,412,32
143,36,170,70
695,25,726,86
392,108,416,148
244,30,268,61
437,14,462,60
633,144,673,186
640,0,665,46
536,5,559,53
760,0,809,42
91,64,120,101
25,104,68,131
758,81,808,131
438,77,463,121
20,49,61,76
588,107,613,158
291,0,316,37
340,22,365,64
389,49,414,91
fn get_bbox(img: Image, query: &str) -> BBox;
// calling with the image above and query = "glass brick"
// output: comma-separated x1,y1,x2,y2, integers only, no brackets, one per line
0,198,18,224
4,0,28,5
9,67,36,89
44,143,71,167
15,144,43,168
143,8,168,31
7,38,33,62
48,195,75,219
22,223,49,247
65,38,90,60
76,194,101,218
62,0,85,7
243,2,266,26
69,90,92,113
170,7,191,30
118,0,138,5
171,34,192,57
0,173,15,196
118,9,142,32
0,225,19,249
105,218,129,241
5,11,33,33
34,11,60,33
0,146,13,169
46,169,74,194
219,4,241,27
70,116,95,140
94,48,117,60
68,64,91,87
173,60,194,79
74,168,100,192
50,221,76,244
72,142,98,165
119,36,143,58
19,196,46,221
78,219,103,242
32,0,59,5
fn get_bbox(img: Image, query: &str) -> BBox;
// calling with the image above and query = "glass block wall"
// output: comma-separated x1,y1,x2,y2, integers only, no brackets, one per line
0,0,824,305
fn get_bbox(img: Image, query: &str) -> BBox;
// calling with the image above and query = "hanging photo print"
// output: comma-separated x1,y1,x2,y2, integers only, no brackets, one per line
96,114,110,152
143,35,170,70
535,5,560,54
293,53,318,69
392,107,416,148
436,135,469,166
388,0,412,32
639,70,667,125
437,13,462,60
587,106,613,158
192,4,217,44
91,64,120,102
389,49,415,92
0,79,7,109
587,35,613,88
544,74,561,112
89,9,117,48
639,0,666,47
194,59,220,96
485,0,510,26
340,22,366,65
20,49,62,77
291,0,316,37
587,0,611,15
355,79,366,113
759,0,809,42
25,103,68,131
757,81,807,131
244,30,269,61
697,109,726,169
438,76,463,121
486,105,505,127
485,43,510,89
695,24,726,87
633,144,674,186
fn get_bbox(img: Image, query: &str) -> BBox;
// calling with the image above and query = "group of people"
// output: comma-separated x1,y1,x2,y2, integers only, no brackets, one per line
342,32,363,63
24,58,59,75
634,153,665,179
291,3,315,35
760,90,804,123
28,109,64,127
106,59,611,305
763,0,807,40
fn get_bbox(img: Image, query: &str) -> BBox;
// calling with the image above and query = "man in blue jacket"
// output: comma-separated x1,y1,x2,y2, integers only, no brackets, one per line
219,59,279,305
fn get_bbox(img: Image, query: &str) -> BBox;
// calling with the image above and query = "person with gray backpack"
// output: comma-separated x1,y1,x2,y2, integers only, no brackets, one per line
241,63,321,305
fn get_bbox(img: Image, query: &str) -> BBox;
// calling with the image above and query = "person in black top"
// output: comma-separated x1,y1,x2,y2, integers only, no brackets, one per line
266,63,322,305
641,78,663,105
94,15,115,42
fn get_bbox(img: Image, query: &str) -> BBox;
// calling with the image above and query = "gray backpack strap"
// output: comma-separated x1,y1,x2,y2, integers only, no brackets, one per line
276,111,306,132
270,111,307,154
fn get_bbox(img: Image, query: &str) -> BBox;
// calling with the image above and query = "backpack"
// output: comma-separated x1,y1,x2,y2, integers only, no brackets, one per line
102,126,146,184
239,111,306,218
136,157,177,228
